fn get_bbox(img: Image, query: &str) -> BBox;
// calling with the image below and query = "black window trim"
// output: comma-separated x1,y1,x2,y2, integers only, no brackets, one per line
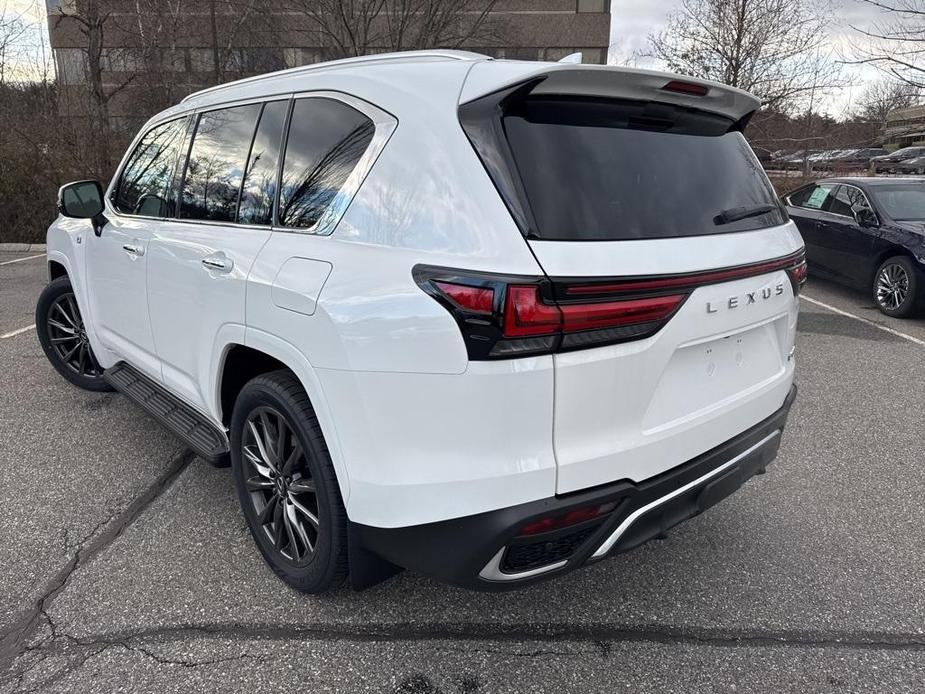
104,90,397,237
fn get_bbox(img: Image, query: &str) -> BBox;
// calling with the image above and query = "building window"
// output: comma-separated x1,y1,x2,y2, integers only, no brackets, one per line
189,49,214,73
577,0,609,12
45,0,77,13
544,48,573,62
506,48,542,60
578,48,604,64
55,48,86,85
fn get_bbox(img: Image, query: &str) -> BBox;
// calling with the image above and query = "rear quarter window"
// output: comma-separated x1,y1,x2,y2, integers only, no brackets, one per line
277,97,375,230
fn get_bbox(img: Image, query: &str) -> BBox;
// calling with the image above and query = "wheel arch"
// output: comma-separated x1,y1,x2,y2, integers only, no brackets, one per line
870,246,921,286
48,259,68,281
216,332,351,503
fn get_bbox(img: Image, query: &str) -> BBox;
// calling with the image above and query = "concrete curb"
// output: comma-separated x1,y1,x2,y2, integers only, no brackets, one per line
0,243,46,252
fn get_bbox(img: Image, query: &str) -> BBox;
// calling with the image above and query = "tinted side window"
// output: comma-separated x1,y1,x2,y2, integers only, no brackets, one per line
827,186,871,217
114,117,187,217
278,98,375,229
238,100,288,225
790,183,834,211
180,104,261,222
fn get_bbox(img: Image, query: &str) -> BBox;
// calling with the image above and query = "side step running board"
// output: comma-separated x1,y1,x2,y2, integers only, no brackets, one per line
104,362,230,466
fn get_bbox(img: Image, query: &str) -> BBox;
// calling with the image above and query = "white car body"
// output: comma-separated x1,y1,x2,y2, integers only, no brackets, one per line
46,50,802,589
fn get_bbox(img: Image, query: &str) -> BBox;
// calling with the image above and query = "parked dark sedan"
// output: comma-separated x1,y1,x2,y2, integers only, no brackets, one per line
824,147,889,170
871,146,925,173
785,178,925,317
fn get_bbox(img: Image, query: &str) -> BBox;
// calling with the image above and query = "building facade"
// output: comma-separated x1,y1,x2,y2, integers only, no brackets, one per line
45,0,612,125
884,104,925,150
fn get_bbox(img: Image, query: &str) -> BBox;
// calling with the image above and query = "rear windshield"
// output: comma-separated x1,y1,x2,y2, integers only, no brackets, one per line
502,97,785,241
875,183,925,221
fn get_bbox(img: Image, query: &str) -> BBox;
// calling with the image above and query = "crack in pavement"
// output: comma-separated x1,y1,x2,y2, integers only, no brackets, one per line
15,621,925,658
0,449,196,677
5,620,925,693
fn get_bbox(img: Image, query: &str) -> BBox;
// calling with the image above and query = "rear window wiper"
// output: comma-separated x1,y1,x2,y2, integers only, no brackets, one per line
713,203,778,225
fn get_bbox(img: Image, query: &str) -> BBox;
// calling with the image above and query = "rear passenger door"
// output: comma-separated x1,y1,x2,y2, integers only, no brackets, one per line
145,100,288,417
786,183,837,274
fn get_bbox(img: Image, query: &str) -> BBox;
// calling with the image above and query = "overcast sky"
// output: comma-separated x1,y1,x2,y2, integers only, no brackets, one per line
609,0,891,114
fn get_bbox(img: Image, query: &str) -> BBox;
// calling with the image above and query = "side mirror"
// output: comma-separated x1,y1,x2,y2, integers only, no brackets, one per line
57,180,107,236
853,207,878,228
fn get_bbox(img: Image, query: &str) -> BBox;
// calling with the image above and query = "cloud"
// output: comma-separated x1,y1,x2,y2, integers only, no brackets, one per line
609,0,896,114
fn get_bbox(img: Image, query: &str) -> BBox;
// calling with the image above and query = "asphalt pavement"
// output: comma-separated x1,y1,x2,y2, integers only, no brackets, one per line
1,251,924,693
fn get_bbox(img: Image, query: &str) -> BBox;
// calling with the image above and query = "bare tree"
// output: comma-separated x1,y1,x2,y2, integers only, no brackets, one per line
0,2,29,84
284,0,503,60
648,0,842,112
53,0,138,173
852,78,920,126
850,0,925,89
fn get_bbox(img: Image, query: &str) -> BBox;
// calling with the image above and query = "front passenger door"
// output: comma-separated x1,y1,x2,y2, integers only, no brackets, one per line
86,116,188,380
815,185,876,285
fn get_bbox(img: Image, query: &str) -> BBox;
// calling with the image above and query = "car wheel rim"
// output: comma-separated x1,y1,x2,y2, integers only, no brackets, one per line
242,406,319,563
46,292,103,378
876,263,910,311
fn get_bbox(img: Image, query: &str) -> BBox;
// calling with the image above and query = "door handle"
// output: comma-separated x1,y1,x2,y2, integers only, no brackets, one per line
201,254,233,273
122,242,144,257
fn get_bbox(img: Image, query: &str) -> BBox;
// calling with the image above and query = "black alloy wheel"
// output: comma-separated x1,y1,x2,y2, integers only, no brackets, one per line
230,370,349,592
36,276,113,391
241,405,320,563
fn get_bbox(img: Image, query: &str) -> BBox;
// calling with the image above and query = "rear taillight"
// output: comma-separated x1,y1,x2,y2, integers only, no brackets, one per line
433,281,494,314
787,260,808,296
502,284,685,338
415,249,805,360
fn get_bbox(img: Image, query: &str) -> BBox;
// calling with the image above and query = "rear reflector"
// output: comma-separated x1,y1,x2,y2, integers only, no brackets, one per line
662,80,709,96
518,502,618,537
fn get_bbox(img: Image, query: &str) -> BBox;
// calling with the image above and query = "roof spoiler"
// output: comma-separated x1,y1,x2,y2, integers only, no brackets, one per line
459,63,761,124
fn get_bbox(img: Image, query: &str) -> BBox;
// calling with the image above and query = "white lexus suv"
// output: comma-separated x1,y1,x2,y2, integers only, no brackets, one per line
37,50,803,593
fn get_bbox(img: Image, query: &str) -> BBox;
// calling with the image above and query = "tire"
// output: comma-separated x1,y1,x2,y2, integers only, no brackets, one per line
35,276,113,391
230,370,348,593
872,256,919,318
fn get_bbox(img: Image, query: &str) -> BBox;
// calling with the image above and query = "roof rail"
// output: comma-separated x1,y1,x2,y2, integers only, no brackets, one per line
181,49,489,103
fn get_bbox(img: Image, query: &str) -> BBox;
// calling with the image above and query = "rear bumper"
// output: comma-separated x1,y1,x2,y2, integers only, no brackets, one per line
354,384,796,591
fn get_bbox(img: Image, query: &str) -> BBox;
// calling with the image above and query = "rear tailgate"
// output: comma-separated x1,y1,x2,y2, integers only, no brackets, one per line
459,61,803,493
530,230,801,493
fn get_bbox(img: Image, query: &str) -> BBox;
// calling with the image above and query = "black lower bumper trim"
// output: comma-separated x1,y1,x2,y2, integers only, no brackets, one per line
353,385,796,591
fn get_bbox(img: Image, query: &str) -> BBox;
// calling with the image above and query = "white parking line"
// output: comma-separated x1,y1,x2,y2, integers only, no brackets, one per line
801,294,925,347
0,324,35,339
0,253,45,266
